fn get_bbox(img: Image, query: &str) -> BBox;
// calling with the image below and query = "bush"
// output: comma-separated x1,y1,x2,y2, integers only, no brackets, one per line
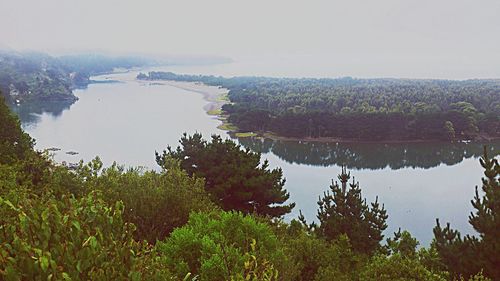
360,231,448,281
0,189,172,280
77,157,216,243
273,220,364,281
156,211,285,280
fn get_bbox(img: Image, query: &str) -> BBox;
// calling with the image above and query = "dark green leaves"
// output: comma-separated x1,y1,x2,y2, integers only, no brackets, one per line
156,133,294,218
315,166,388,254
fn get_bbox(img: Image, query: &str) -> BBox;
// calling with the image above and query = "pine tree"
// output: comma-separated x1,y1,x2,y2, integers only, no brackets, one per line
316,166,388,254
156,133,294,217
469,146,500,279
434,146,499,280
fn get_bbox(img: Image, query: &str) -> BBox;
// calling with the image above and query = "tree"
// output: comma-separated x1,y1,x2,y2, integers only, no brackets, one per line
443,121,456,141
316,166,388,254
156,133,294,217
433,147,500,280
0,93,34,164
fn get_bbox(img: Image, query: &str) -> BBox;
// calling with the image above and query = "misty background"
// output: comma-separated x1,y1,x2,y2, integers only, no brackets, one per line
1,0,499,79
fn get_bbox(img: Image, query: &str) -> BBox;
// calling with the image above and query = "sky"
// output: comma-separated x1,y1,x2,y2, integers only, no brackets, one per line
1,0,500,79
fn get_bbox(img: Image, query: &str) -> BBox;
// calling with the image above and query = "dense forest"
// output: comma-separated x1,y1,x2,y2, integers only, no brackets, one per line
1,92,499,280
139,72,500,142
0,52,158,105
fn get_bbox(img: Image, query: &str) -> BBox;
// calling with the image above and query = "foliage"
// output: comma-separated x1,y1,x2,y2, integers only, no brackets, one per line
315,166,388,254
230,239,279,281
0,94,34,164
275,220,365,281
156,211,284,280
142,72,500,141
0,188,172,280
433,147,500,280
360,254,447,281
462,271,492,281
77,157,216,243
359,230,448,281
156,133,294,217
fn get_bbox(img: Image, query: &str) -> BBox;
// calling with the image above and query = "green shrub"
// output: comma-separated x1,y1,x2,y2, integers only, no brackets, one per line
157,211,285,280
360,231,448,281
0,190,172,280
273,220,365,281
78,157,216,243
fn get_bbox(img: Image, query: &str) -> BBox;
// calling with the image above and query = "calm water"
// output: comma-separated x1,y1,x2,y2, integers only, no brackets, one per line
13,69,499,245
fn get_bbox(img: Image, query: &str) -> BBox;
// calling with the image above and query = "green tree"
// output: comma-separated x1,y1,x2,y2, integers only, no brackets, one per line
443,121,456,141
0,94,34,164
433,147,500,280
315,166,388,254
156,133,294,217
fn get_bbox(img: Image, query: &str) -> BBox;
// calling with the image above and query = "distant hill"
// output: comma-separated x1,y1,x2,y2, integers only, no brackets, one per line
0,52,231,106
0,52,76,104
0,51,163,105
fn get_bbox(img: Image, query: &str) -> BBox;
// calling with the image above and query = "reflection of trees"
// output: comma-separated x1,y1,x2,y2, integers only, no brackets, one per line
236,137,500,170
10,100,74,128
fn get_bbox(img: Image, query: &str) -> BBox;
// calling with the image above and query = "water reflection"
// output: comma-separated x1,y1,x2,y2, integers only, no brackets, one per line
10,100,75,129
236,137,500,170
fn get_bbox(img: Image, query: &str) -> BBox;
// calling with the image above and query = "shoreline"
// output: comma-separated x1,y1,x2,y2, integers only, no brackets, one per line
136,79,232,133
139,79,229,114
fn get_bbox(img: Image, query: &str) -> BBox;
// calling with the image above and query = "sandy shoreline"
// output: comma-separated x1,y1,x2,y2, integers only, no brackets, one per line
141,79,229,113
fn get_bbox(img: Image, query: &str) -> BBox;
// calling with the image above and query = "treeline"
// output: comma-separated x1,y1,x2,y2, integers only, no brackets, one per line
139,72,500,141
1,93,499,280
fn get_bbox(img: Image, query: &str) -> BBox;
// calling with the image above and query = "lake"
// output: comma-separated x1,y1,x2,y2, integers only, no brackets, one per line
13,68,499,245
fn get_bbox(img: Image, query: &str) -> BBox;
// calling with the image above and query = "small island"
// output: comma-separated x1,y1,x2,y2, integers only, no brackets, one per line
137,71,500,142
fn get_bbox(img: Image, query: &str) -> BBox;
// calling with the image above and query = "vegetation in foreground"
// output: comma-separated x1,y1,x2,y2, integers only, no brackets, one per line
1,93,498,280
139,71,500,142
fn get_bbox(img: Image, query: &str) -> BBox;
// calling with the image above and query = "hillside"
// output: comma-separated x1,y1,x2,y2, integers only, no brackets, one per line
0,52,159,105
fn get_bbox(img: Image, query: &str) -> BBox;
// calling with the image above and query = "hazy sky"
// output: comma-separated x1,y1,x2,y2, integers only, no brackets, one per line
1,0,500,79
